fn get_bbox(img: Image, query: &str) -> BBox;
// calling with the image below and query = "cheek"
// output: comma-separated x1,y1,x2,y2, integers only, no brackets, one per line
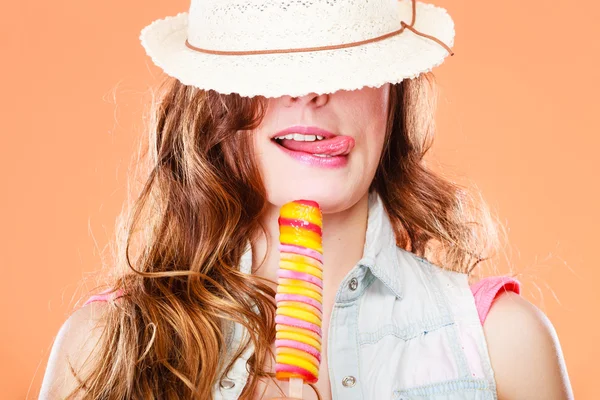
359,130,386,183
361,108,389,166
251,132,288,190
252,131,271,173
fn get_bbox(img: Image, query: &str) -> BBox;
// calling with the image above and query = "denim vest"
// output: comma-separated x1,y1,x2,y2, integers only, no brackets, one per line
213,191,498,399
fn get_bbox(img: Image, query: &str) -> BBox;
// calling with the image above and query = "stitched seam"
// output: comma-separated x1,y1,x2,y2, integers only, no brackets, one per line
353,302,364,400
328,305,338,399
358,316,454,344
394,378,493,396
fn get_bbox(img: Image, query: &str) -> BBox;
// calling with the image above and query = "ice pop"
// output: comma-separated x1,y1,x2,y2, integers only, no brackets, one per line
275,199,323,394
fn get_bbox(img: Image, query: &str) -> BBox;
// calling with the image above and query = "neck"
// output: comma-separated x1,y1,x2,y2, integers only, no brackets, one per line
250,191,370,301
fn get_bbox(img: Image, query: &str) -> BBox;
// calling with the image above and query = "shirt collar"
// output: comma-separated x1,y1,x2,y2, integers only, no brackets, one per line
360,190,403,299
239,190,403,298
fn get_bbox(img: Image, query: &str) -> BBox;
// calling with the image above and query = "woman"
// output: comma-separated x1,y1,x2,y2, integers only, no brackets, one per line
40,0,573,399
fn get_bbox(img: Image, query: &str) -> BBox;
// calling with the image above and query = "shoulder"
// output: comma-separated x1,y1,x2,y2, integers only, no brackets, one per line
483,291,574,400
40,301,110,399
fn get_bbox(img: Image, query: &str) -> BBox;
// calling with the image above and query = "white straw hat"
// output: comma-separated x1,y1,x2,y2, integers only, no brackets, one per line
139,0,455,99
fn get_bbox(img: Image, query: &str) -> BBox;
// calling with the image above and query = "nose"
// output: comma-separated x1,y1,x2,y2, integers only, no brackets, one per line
285,91,330,107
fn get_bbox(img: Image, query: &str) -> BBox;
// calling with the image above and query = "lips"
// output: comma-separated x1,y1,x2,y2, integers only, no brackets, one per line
274,136,355,156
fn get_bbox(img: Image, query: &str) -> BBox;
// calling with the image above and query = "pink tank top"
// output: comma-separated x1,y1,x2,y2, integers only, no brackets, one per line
469,275,521,324
83,276,520,325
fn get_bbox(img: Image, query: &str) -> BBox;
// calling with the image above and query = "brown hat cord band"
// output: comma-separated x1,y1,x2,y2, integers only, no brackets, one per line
183,0,454,57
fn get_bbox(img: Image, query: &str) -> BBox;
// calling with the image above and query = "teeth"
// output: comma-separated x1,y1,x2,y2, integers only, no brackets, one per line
274,133,325,141
312,154,333,157
292,133,317,141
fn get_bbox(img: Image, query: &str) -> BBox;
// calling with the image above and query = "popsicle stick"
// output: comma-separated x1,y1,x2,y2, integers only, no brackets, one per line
289,377,303,399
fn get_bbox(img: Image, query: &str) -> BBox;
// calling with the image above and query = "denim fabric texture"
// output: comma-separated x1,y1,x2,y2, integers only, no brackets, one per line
213,191,498,399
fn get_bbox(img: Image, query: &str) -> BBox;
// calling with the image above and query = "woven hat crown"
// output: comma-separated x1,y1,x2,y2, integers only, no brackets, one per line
187,0,403,53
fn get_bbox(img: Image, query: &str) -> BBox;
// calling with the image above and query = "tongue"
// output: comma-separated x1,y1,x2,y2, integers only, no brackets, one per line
278,136,355,156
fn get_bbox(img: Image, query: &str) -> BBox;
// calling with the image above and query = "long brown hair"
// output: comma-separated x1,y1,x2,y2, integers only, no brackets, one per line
67,72,503,398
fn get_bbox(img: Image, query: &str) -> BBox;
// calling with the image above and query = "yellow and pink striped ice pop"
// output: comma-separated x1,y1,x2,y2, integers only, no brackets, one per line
275,199,323,394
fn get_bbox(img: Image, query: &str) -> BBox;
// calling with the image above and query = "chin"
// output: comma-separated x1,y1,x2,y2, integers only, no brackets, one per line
267,183,363,214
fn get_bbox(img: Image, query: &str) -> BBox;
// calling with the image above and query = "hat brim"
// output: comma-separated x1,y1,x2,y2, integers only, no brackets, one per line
139,0,455,99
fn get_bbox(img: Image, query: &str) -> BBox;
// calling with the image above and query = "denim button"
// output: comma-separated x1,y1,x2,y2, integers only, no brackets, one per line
342,375,356,387
220,379,235,389
348,277,359,291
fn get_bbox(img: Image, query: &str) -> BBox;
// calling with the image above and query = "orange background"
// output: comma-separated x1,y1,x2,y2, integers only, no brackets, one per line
2,0,598,398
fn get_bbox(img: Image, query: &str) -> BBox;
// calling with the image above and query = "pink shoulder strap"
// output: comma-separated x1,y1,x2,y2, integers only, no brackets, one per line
470,276,521,325
82,288,125,306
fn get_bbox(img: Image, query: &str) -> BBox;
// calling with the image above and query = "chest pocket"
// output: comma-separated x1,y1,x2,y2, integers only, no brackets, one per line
357,272,497,400
392,378,496,399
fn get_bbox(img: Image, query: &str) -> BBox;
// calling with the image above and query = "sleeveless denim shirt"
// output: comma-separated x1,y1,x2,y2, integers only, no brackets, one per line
213,191,498,399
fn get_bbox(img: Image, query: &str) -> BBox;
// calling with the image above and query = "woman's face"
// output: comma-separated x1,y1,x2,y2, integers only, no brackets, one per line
252,83,391,213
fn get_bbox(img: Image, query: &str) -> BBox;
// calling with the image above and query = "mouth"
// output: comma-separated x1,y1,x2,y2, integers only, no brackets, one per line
270,132,355,168
271,135,354,157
